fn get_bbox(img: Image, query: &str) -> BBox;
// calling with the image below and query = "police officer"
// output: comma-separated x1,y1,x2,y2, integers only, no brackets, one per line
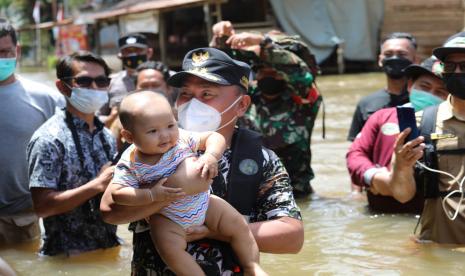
100,33,153,127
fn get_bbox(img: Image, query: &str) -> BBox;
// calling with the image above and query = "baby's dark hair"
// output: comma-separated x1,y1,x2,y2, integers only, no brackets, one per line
119,101,135,131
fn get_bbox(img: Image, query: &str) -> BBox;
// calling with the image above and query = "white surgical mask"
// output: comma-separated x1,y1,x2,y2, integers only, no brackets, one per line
177,96,242,132
66,87,109,114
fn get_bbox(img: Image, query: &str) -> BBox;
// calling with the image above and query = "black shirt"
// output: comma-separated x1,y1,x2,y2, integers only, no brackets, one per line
347,88,409,141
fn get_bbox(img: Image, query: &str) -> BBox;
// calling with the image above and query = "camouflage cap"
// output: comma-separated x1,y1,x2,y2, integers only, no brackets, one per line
257,46,314,96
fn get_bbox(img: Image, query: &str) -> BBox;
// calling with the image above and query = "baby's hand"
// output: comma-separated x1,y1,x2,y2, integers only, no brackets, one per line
196,152,220,179
149,178,186,202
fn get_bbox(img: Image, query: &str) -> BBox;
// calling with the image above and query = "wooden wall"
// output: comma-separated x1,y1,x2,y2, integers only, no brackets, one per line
381,0,464,60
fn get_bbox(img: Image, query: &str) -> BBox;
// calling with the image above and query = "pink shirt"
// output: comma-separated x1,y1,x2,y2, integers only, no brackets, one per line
346,107,399,186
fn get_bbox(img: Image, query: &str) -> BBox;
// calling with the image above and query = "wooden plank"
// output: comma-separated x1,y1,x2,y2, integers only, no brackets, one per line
385,0,462,10
381,0,464,59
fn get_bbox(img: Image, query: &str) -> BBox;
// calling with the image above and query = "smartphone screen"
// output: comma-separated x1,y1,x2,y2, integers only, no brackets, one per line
396,106,419,143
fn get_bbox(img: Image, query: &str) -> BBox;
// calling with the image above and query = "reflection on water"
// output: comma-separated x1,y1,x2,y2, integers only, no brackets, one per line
2,72,465,275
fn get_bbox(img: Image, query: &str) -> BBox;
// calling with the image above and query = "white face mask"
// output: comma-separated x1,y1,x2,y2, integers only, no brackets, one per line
66,87,109,114
177,96,242,132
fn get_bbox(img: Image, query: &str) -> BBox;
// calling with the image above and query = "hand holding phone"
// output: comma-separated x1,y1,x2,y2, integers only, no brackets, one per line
396,106,419,143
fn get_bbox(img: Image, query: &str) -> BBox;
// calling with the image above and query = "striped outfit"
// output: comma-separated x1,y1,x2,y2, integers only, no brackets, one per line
112,130,210,229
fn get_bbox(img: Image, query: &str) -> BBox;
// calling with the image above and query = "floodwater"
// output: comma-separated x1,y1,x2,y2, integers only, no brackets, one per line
2,71,465,275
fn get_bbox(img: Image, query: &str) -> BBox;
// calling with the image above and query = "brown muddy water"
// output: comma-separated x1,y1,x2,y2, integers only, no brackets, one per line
1,71,465,275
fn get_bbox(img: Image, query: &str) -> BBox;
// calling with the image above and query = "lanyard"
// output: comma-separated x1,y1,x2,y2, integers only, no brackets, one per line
64,111,112,175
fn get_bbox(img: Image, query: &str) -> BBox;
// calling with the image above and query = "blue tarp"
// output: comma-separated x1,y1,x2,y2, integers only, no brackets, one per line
270,0,384,64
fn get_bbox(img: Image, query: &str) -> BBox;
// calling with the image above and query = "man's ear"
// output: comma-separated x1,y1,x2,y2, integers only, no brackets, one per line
15,44,21,60
236,94,251,116
117,52,122,59
147,48,154,60
56,80,72,97
407,79,414,92
378,54,384,68
121,129,134,144
413,54,421,65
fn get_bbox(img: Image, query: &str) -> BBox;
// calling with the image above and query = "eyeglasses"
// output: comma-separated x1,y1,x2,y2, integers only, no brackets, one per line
442,61,465,73
63,76,111,88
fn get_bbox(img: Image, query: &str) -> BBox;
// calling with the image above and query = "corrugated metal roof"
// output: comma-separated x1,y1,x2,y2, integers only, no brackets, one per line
92,0,223,20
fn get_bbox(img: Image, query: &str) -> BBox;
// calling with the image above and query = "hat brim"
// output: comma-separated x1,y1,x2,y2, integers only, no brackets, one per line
167,71,231,87
433,47,465,61
403,64,441,80
119,43,148,50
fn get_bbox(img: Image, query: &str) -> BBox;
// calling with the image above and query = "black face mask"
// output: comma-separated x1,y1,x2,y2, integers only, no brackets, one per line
443,73,465,100
122,54,147,69
381,56,412,79
257,77,287,96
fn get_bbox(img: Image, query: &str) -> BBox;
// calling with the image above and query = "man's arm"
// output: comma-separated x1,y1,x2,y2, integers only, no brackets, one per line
185,216,303,253
186,148,304,253
249,217,303,253
347,104,364,141
209,20,235,47
250,149,304,253
31,164,114,218
346,110,383,187
388,128,425,203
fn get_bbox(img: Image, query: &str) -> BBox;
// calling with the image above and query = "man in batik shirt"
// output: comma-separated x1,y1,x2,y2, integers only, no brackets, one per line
28,51,120,256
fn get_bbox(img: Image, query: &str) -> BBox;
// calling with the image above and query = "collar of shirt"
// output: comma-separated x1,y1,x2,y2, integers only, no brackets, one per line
62,110,105,132
438,94,456,122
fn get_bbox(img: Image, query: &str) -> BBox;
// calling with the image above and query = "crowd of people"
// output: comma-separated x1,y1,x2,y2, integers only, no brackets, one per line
1,15,465,275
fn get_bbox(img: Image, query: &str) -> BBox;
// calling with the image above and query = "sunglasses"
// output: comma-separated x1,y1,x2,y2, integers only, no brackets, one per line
63,76,111,88
442,61,465,74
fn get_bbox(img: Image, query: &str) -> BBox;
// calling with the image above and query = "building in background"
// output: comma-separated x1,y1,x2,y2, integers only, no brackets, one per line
10,0,465,73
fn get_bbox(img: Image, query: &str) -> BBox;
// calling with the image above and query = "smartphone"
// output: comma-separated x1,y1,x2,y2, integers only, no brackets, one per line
396,106,419,143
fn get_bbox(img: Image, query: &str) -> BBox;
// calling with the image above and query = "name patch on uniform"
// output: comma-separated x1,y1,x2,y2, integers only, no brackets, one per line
239,159,259,175
381,122,400,136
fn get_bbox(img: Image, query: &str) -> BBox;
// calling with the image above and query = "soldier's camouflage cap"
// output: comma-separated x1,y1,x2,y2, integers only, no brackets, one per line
168,47,251,90
257,46,315,93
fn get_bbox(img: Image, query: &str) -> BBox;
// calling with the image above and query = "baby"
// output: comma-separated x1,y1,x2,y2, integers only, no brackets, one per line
111,91,266,276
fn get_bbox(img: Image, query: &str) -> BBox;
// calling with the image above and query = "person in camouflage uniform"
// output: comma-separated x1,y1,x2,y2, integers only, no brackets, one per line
210,22,322,197
101,47,304,275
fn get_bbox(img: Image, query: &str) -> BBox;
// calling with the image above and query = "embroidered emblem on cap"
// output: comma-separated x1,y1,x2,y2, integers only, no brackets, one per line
239,159,259,175
192,51,209,67
240,76,249,89
188,67,220,81
126,37,137,44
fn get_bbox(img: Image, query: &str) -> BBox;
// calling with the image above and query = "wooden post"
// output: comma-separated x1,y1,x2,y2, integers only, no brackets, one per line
95,20,101,55
35,27,41,66
158,12,167,64
215,1,222,21
203,3,212,42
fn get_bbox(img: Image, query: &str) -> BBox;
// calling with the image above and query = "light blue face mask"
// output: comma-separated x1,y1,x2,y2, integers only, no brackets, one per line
409,88,443,111
0,57,16,81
